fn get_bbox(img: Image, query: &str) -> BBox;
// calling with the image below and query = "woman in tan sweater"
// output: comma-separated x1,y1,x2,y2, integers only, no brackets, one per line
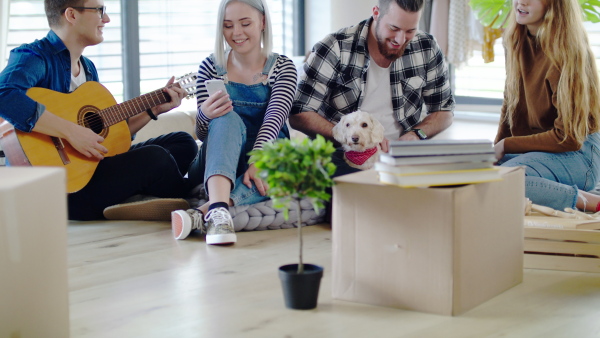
495,0,600,212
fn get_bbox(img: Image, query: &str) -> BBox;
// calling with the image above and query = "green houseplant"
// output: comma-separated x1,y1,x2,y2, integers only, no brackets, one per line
249,135,336,309
469,0,600,29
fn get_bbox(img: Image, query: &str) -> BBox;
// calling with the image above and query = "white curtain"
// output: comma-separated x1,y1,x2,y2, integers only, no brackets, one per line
0,0,10,69
446,0,483,68
429,0,484,68
430,0,449,55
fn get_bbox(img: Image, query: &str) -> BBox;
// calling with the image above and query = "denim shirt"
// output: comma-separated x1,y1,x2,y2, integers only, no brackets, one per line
0,30,98,132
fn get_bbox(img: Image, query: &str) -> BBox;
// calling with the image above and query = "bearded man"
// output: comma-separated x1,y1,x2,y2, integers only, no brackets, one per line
290,0,454,177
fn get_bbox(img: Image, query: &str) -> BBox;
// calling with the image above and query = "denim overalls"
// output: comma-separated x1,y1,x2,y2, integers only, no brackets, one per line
188,53,289,206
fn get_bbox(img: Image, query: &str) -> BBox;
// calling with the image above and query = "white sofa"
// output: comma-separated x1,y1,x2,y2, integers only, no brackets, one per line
133,109,304,145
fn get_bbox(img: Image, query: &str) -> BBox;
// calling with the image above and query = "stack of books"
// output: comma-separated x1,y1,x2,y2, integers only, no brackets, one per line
376,139,500,187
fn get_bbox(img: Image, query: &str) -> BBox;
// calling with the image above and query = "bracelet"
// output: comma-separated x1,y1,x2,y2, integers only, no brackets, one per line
146,108,157,120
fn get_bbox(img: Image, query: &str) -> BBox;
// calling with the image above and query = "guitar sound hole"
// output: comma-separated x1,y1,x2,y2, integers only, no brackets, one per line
82,112,104,134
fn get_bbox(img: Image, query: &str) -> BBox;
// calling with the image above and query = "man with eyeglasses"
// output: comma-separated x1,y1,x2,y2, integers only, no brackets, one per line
69,5,107,18
0,0,199,221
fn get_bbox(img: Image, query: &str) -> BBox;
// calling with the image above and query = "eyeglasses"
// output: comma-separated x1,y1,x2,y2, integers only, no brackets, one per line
69,6,107,18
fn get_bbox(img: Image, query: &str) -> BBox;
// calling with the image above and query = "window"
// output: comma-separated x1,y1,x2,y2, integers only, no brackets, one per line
453,21,600,110
4,0,123,98
138,0,295,111
3,0,296,112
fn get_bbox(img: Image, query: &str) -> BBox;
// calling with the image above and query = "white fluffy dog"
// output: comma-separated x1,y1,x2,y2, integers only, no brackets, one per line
332,110,385,170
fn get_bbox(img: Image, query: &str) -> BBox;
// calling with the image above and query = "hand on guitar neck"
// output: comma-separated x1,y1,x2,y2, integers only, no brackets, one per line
128,76,188,135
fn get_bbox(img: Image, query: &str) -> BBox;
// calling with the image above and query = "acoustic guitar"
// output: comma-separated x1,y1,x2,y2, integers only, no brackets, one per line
0,73,198,193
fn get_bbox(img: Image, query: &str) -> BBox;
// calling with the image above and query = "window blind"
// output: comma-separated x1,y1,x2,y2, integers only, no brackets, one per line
3,0,294,111
4,0,123,99
138,0,294,111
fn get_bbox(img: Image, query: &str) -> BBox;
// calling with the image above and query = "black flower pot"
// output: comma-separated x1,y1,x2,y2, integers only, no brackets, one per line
278,264,324,310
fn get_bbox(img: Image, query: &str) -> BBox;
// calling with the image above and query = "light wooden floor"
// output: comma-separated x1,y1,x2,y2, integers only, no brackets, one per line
67,118,600,337
68,221,600,338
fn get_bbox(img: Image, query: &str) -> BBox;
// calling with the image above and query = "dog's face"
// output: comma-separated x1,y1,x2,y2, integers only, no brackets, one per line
332,111,385,152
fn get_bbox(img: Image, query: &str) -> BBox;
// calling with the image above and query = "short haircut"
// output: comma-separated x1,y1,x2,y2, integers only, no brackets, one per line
378,0,424,16
45,0,85,27
214,0,273,68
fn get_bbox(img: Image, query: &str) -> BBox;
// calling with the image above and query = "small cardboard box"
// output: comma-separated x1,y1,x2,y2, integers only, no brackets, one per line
0,167,70,337
332,166,525,316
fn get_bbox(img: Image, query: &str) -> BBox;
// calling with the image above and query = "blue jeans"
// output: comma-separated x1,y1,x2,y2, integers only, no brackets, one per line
188,112,269,206
498,133,600,210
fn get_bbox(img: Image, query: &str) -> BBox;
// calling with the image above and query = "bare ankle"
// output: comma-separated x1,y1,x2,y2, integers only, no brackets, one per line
577,191,600,212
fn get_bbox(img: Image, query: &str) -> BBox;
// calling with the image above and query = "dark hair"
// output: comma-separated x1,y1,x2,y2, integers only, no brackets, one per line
45,0,84,27
378,0,424,16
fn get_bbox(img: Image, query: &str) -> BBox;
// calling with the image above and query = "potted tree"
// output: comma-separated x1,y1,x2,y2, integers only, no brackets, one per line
249,135,336,310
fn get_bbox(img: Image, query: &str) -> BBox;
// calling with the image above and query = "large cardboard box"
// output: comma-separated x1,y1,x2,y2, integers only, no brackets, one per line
0,167,70,337
332,166,524,316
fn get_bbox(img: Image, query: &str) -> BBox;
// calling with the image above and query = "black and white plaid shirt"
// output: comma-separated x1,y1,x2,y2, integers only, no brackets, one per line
291,18,454,131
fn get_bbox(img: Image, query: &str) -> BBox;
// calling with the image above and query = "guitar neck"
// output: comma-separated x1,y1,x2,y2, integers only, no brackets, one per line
100,83,181,127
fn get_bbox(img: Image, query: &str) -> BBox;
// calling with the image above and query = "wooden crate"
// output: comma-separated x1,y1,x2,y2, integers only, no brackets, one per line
524,227,600,273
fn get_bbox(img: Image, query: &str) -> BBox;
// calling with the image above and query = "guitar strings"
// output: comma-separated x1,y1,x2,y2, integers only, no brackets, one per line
78,83,182,133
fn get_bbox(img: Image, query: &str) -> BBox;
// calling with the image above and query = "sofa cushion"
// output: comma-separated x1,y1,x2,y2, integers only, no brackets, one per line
133,110,197,145
188,185,326,231
227,198,326,231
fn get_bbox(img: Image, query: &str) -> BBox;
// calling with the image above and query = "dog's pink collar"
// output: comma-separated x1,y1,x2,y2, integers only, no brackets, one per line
345,147,378,166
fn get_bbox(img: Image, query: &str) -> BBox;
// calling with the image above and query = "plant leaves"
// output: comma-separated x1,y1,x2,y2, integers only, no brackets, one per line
469,0,600,27
469,0,511,28
249,135,337,221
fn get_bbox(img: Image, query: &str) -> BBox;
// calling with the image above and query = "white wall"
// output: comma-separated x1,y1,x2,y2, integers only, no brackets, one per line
305,0,376,51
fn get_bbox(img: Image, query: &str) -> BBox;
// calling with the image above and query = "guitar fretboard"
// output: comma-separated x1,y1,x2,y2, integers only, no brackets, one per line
99,83,182,127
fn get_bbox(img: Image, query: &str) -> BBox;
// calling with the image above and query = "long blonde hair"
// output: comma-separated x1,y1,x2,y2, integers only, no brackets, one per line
503,0,600,144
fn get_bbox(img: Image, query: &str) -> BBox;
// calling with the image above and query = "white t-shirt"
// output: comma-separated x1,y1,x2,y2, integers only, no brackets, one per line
70,60,87,92
360,61,403,140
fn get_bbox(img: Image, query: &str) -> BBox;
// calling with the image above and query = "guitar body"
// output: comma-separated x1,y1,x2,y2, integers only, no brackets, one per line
1,82,131,193
0,73,198,193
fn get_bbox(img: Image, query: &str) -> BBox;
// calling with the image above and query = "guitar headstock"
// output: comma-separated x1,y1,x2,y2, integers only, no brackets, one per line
176,72,200,99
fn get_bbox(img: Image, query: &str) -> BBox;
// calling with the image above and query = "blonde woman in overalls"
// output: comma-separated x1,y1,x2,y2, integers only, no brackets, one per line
171,0,297,245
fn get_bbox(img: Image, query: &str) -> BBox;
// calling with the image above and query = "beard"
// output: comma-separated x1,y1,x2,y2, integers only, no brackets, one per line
375,20,409,61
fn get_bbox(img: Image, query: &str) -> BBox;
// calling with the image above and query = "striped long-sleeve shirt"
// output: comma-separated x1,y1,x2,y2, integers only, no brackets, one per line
195,53,297,151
